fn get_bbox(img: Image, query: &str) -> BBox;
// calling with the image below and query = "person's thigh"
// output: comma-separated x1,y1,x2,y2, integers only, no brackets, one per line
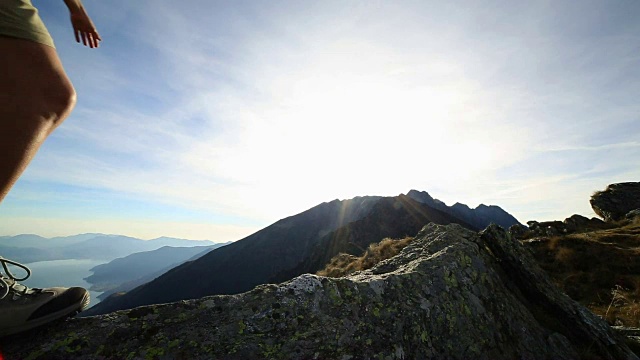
0,37,76,202
0,36,74,119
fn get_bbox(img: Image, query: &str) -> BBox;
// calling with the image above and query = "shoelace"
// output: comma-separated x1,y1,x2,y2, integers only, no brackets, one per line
0,257,33,300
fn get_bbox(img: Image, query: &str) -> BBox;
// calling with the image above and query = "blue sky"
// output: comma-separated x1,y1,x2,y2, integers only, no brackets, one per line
1,0,639,240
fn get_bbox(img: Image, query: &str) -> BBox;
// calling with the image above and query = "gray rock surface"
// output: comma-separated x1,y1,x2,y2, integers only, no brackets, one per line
0,224,636,359
591,182,640,222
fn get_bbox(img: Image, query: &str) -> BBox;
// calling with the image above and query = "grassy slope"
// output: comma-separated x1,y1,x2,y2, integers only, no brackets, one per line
525,219,640,327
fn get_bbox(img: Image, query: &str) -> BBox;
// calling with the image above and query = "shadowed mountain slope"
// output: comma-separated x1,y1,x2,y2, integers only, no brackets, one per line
270,194,474,283
85,245,224,292
83,196,382,315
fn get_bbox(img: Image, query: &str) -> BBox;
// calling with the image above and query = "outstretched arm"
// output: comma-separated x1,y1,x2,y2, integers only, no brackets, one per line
63,0,101,48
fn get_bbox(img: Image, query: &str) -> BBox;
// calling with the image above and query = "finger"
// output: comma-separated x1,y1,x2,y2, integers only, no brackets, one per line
92,32,101,47
87,33,94,48
74,29,80,43
81,31,87,46
92,33,99,48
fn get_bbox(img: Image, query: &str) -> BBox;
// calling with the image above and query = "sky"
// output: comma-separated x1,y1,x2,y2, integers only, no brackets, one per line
1,0,639,241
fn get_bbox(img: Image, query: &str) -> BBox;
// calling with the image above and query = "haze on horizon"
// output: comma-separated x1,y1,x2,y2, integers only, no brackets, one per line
1,0,639,241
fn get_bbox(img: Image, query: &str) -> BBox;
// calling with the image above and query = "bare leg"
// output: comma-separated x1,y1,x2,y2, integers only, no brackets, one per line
0,36,76,203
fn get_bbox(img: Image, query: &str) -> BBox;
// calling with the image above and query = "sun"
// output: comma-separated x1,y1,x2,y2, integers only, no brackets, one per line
185,40,497,219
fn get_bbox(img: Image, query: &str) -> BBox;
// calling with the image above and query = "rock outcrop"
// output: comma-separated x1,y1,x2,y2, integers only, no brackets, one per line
1,224,635,359
524,214,612,238
591,182,640,222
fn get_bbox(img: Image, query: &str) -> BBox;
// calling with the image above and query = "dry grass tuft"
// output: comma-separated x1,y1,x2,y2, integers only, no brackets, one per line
317,236,414,278
554,246,574,262
591,284,640,327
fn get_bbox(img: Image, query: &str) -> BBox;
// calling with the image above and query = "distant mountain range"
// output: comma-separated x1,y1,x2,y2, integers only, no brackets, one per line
85,244,227,301
84,191,522,316
0,234,217,263
0,234,227,307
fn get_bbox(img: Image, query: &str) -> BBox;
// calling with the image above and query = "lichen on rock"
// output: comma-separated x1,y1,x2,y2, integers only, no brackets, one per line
0,223,636,359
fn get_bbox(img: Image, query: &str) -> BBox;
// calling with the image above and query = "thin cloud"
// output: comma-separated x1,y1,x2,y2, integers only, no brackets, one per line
538,142,640,153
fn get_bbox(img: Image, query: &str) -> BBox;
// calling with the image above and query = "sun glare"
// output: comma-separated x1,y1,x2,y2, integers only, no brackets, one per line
183,42,498,217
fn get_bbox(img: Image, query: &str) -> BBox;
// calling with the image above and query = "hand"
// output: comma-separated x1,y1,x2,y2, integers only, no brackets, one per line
69,8,101,48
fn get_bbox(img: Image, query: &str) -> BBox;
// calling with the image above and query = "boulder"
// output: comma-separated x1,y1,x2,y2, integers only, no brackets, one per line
563,214,609,233
527,220,565,236
0,224,636,359
591,182,640,222
508,223,528,239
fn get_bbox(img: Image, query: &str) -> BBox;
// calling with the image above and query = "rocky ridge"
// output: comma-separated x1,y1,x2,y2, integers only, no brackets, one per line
1,223,635,359
406,189,521,229
522,214,613,238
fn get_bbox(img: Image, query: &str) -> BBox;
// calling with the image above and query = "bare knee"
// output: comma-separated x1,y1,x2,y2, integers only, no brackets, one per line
9,74,77,131
43,80,77,127
0,38,78,128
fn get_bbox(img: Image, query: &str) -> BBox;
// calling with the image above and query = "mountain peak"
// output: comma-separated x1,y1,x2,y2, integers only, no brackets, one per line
451,202,471,210
407,192,521,229
406,189,434,200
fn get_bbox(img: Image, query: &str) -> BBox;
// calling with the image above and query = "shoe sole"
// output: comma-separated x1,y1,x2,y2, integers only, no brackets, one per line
0,291,90,338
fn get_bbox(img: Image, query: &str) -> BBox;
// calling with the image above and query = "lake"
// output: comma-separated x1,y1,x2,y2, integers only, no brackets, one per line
20,259,106,308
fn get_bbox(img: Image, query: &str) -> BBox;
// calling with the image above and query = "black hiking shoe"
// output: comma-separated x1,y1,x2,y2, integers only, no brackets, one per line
0,257,90,337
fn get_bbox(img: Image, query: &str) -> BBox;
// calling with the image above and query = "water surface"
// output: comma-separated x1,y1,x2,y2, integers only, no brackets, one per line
20,259,105,308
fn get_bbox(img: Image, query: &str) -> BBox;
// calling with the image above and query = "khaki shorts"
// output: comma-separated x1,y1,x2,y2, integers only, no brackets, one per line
0,0,54,48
